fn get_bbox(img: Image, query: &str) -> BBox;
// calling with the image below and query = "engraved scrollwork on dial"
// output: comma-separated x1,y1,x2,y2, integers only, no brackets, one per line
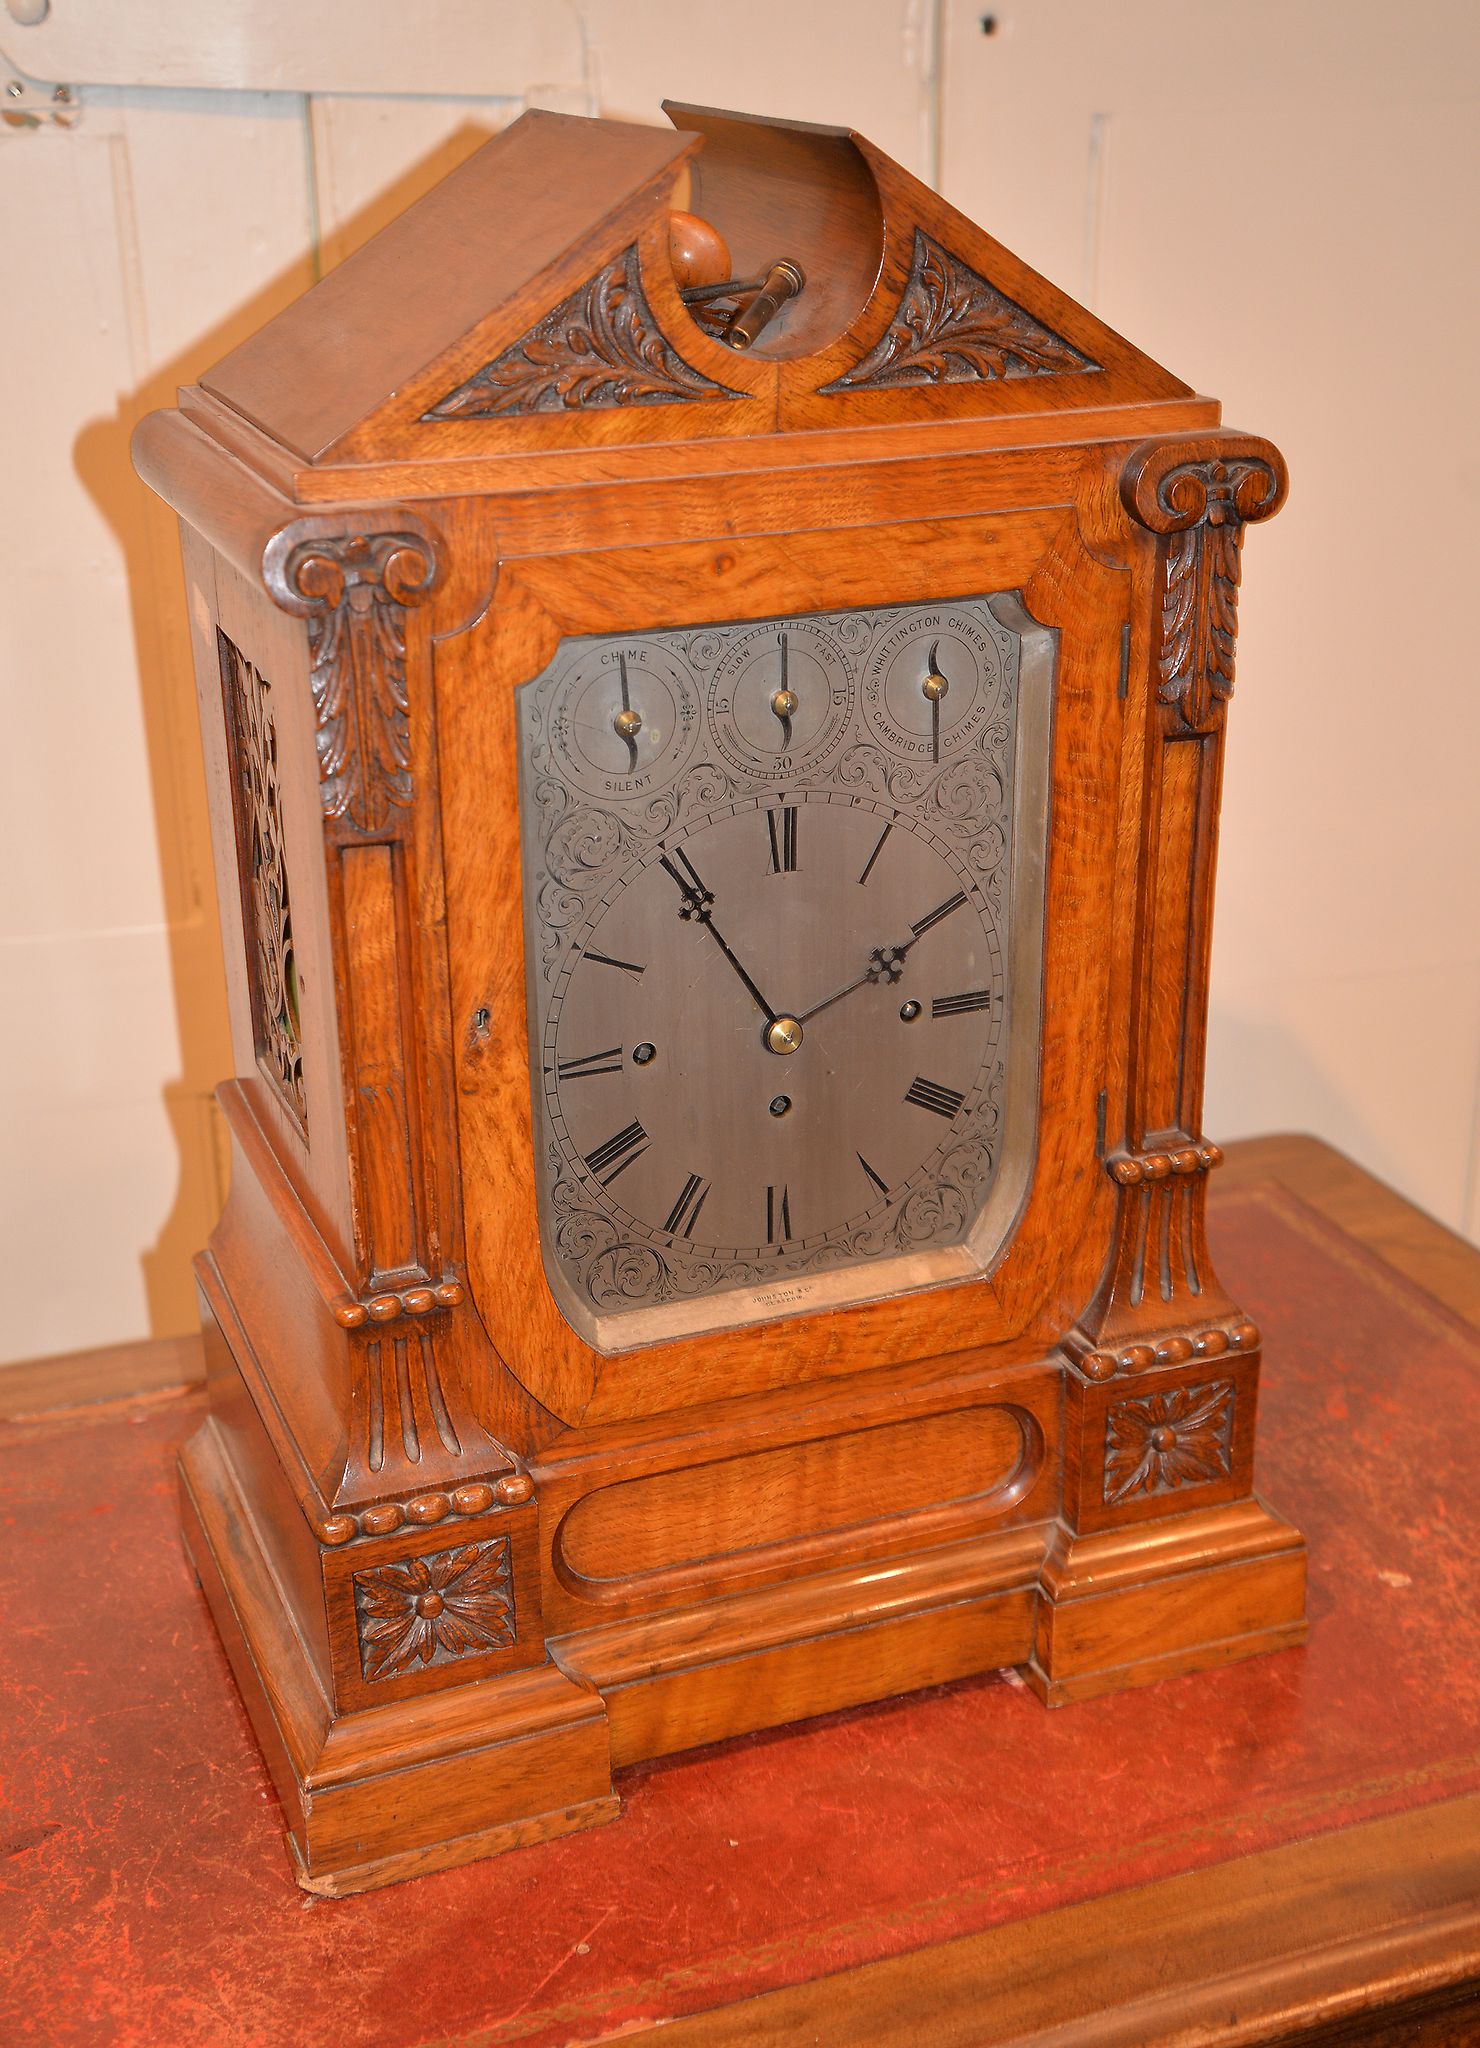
707,615,856,778
832,744,1010,883
827,1074,1004,1263
550,1160,768,1309
638,758,740,842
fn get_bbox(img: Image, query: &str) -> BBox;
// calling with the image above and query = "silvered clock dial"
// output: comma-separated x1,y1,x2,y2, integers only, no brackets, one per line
517,595,1053,1352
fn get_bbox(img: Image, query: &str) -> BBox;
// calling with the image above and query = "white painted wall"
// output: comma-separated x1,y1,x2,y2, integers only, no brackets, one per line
1,1,1475,1368
941,0,1480,1239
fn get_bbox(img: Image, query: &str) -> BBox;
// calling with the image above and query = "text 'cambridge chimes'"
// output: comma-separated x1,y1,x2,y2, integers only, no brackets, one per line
132,102,1304,1894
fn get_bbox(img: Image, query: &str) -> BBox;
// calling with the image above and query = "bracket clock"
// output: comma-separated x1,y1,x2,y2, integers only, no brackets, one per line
134,103,1306,1894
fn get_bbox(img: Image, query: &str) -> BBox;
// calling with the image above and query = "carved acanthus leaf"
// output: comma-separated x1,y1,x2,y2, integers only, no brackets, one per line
1157,462,1282,731
272,531,439,834
1121,445,1286,735
820,230,1097,393
423,246,742,420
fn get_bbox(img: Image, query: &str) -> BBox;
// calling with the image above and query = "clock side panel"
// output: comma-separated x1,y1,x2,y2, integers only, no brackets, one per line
177,536,362,1489
173,497,536,1531
180,538,359,1279
441,487,1135,1428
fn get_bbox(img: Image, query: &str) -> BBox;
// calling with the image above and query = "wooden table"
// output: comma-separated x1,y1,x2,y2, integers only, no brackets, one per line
3,1135,1479,2046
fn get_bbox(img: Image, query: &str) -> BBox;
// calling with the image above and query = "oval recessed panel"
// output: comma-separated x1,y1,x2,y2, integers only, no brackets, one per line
555,1402,1042,1592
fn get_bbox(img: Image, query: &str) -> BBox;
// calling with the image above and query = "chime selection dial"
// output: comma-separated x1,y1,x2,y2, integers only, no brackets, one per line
547,640,701,799
861,607,1006,764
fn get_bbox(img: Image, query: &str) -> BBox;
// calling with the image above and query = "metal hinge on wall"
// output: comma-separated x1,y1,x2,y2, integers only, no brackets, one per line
4,0,76,127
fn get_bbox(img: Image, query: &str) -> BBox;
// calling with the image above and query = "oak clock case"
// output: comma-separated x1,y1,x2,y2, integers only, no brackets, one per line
518,594,1053,1352
132,101,1306,1896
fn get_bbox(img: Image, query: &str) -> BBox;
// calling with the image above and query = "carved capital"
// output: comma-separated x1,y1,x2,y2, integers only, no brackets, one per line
1121,436,1287,735
1108,1140,1222,1186
1076,1315,1260,1384
1071,1121,1248,1364
321,1469,533,1548
332,1277,465,1328
1121,436,1287,537
263,516,443,835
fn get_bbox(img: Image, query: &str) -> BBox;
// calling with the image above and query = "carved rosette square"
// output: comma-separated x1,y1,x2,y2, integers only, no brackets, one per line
352,1538,516,1681
1103,1379,1236,1506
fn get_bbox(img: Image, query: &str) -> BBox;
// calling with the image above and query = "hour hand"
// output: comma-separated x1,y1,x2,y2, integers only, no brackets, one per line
659,846,713,923
659,848,777,1024
796,893,969,1024
795,969,870,1025
796,944,905,1024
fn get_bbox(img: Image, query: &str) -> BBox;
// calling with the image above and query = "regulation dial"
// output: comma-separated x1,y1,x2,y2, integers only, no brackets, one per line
707,615,854,776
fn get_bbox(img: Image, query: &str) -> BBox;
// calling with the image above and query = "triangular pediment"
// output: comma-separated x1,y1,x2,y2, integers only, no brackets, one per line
198,112,705,463
194,103,1192,470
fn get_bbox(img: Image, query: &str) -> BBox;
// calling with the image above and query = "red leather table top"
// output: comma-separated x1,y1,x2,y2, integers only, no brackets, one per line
3,1182,1478,2046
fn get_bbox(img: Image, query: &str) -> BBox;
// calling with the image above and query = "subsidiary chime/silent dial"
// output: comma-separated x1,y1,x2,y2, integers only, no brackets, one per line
547,641,702,799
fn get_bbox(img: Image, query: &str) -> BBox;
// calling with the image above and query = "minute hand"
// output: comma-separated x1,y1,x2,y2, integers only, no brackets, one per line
903,889,968,945
659,853,777,1022
795,890,971,1025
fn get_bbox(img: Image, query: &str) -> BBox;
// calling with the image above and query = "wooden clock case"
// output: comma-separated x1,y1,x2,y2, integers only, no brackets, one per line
133,104,1306,1895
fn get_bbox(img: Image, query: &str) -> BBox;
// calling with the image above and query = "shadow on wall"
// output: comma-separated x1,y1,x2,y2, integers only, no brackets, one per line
70,117,499,1344
1207,999,1401,1197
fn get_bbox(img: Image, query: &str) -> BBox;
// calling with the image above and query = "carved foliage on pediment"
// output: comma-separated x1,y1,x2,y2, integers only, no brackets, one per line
422,245,743,421
820,229,1098,394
